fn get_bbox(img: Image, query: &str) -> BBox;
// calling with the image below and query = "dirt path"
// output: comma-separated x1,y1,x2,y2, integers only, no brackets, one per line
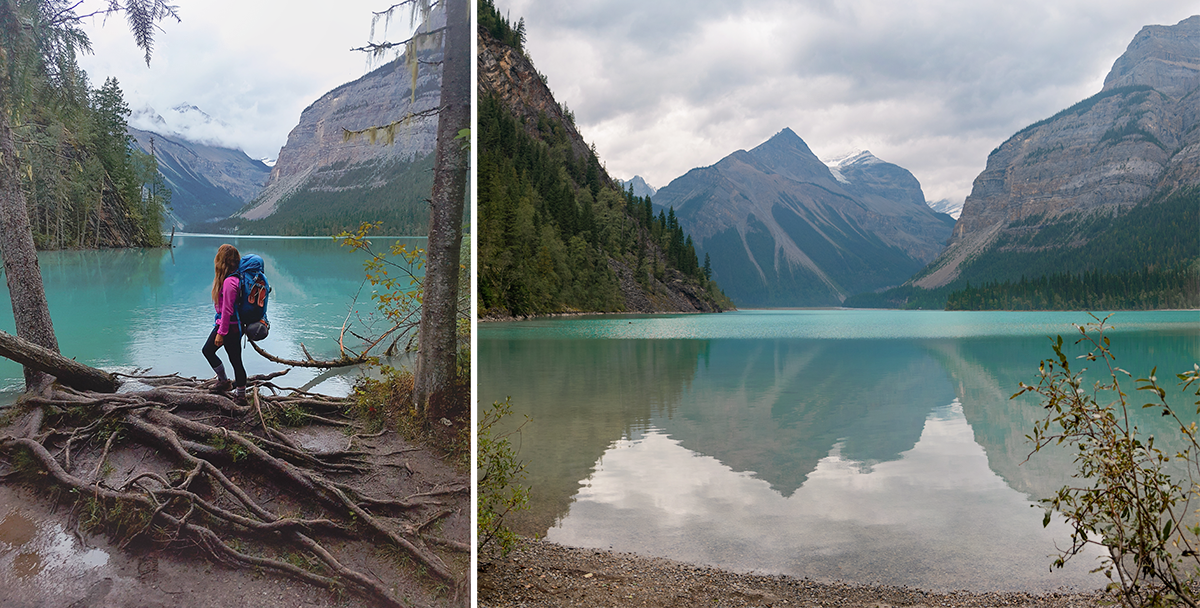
479,538,1111,608
1,414,468,608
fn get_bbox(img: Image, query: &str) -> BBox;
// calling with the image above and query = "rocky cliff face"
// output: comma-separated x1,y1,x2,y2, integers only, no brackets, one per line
127,127,270,228
478,30,604,179
232,10,444,233
653,129,954,307
916,15,1200,289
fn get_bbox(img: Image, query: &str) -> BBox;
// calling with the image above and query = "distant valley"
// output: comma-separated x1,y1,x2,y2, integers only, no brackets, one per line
127,126,270,229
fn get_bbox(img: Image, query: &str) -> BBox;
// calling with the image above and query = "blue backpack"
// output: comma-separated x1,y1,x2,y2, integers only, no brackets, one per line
235,254,270,340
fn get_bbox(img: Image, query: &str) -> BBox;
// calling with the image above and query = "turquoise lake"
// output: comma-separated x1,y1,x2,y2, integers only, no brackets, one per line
479,309,1200,592
0,234,424,405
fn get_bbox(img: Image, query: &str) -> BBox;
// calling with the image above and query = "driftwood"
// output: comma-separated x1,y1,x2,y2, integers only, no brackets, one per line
0,367,467,606
0,329,119,392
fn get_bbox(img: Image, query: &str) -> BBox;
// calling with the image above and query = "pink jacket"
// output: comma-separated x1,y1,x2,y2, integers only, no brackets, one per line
214,275,240,335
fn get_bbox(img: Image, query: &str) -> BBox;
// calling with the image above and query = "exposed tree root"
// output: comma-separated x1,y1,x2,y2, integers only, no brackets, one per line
0,372,467,607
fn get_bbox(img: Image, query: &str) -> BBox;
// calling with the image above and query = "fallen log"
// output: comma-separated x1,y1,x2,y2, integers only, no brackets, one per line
0,330,119,393
249,340,372,368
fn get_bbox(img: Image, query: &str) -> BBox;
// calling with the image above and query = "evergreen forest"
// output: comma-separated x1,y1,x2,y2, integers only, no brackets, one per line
18,72,168,249
477,0,729,317
208,154,435,237
846,187,1200,310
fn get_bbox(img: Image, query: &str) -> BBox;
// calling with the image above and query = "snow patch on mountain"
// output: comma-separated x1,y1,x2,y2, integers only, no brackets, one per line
926,198,963,219
822,150,883,185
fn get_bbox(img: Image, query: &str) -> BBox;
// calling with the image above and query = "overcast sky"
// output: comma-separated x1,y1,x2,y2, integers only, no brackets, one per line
77,1,426,163
499,0,1198,205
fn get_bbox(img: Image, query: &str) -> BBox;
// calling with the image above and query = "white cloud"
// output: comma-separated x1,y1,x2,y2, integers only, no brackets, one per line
549,403,1108,591
504,0,1198,205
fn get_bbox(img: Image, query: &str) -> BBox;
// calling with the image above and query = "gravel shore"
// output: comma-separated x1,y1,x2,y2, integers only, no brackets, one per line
479,538,1110,608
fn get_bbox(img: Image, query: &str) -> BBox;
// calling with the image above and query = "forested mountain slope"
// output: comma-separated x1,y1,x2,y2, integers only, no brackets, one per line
477,0,731,317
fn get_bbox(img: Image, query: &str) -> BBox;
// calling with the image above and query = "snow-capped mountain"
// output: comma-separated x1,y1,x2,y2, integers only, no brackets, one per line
925,198,964,219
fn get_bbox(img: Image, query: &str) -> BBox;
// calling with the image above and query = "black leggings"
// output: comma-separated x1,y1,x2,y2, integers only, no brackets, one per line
201,324,246,387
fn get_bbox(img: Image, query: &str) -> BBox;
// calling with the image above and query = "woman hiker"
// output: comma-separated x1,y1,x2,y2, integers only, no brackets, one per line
202,243,247,403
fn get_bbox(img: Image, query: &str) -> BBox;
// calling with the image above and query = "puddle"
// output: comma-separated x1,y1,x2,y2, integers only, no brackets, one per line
12,552,41,578
0,510,38,547
0,508,110,587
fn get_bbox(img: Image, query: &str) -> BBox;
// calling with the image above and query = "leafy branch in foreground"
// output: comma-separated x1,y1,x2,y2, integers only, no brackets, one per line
1017,315,1200,607
338,221,426,356
477,398,529,558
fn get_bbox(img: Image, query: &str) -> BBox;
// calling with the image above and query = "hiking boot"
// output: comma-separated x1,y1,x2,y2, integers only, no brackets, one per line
212,379,234,392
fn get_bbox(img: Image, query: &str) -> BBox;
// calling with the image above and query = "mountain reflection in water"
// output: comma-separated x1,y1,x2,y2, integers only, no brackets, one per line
551,403,1101,592
479,309,1199,592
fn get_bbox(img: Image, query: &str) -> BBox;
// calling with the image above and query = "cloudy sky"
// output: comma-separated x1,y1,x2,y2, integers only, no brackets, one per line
500,0,1198,205
77,1,426,163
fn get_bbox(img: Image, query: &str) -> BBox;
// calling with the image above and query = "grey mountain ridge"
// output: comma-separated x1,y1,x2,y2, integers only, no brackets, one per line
237,24,444,227
915,15,1200,289
653,127,954,307
126,9,446,235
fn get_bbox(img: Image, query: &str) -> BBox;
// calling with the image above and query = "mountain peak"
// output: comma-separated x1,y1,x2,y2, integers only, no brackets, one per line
1103,15,1200,98
653,132,949,306
618,175,657,198
741,127,829,184
772,127,799,140
755,127,812,154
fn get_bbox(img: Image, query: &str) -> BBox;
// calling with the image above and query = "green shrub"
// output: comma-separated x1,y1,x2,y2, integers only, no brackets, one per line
477,398,529,558
1018,316,1200,607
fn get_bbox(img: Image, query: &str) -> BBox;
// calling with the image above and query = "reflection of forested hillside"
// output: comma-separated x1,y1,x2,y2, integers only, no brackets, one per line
937,331,1200,501
478,337,708,535
656,339,954,496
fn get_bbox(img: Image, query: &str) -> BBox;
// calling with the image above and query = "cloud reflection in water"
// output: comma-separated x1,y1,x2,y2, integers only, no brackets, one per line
549,400,1106,592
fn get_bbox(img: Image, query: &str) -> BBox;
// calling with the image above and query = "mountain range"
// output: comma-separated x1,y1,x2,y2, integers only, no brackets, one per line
128,9,445,236
652,130,955,307
925,198,963,219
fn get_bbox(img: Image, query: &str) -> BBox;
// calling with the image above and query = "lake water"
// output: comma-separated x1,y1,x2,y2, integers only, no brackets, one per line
478,309,1200,592
0,234,424,405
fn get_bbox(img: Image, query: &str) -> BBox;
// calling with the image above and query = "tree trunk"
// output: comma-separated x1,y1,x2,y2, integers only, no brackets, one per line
0,109,60,391
0,329,118,393
412,0,469,423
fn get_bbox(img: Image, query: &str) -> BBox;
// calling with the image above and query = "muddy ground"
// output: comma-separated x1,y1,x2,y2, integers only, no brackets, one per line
479,538,1113,608
0,420,468,608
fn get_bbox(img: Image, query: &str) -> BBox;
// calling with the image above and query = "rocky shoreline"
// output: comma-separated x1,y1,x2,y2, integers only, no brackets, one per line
479,538,1110,608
